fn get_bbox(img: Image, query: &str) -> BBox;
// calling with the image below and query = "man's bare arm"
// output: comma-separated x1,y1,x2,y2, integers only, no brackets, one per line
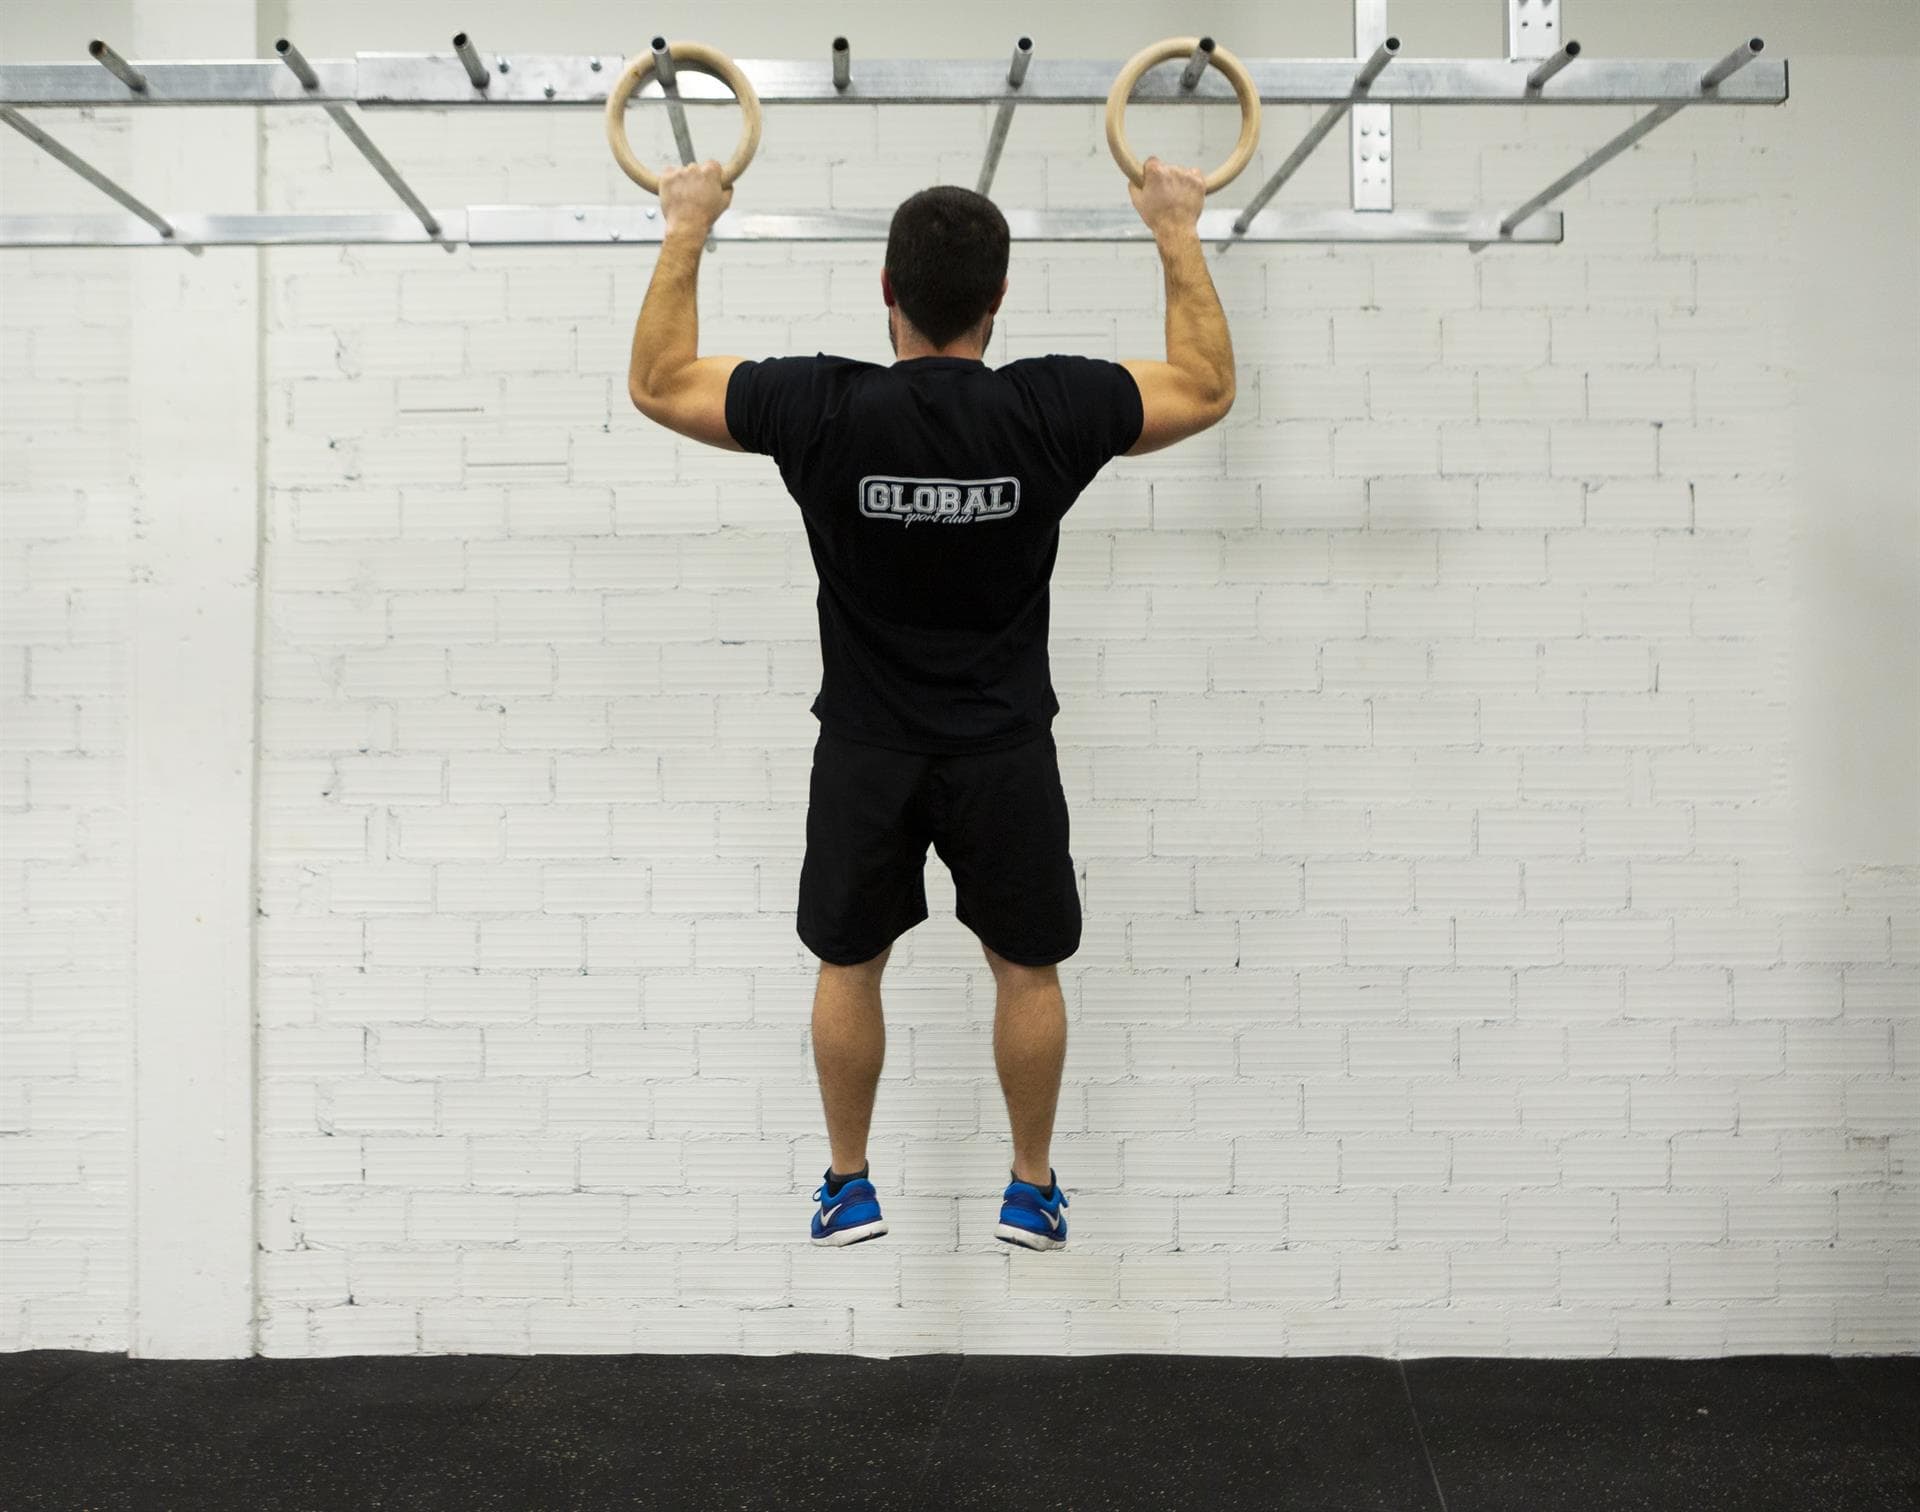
626,160,745,451
1119,158,1236,456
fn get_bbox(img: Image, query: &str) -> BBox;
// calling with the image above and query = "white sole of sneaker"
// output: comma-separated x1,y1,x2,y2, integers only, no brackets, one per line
995,1223,1066,1251
812,1219,888,1247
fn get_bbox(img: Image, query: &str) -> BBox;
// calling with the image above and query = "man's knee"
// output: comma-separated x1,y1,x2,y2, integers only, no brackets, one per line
983,943,1059,991
819,942,891,982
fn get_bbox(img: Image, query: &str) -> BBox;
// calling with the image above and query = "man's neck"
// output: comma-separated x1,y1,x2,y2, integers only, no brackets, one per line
893,347,986,363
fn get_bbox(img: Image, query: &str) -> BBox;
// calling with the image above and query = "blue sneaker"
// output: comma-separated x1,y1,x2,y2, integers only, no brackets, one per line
809,1167,888,1247
996,1169,1069,1251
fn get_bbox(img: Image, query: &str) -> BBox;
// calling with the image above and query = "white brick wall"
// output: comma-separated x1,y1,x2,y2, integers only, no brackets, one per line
4,10,1917,1361
0,105,138,1352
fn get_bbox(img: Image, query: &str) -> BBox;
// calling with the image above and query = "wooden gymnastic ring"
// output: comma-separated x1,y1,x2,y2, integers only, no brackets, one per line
1105,37,1261,194
604,39,763,194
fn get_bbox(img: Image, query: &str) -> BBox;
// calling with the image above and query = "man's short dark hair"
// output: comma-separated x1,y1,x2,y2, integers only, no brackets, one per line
885,186,1010,349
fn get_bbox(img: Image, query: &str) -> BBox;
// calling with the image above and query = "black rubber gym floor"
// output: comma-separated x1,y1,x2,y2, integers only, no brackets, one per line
2,1349,1916,1510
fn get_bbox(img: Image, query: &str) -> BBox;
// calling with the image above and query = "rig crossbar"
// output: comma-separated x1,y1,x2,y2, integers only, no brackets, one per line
0,14,1786,252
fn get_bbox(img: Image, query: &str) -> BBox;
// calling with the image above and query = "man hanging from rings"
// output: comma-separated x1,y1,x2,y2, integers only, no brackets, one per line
626,148,1236,1252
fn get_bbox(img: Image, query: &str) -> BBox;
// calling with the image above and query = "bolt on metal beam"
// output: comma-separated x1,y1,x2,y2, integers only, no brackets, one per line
976,36,1034,196
0,105,196,251
832,36,850,91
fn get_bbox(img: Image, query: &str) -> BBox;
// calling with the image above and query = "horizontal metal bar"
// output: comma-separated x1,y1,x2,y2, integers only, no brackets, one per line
0,206,1562,248
0,59,354,105
0,211,462,246
0,55,1788,108
0,106,185,245
1500,103,1681,235
349,54,1801,108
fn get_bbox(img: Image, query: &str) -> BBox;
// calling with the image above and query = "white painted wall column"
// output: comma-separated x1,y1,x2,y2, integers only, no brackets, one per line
127,0,260,1357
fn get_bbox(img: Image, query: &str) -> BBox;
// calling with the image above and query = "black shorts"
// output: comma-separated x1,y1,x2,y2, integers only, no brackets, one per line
797,725,1082,968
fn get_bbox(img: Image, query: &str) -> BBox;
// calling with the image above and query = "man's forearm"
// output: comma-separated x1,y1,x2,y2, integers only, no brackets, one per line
1154,225,1234,401
628,224,707,399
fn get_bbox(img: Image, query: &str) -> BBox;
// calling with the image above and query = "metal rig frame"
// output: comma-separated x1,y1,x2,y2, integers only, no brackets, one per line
0,1,1786,251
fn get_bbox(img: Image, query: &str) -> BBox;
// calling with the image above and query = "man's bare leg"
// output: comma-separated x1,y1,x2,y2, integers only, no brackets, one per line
985,944,1066,1187
810,944,891,1176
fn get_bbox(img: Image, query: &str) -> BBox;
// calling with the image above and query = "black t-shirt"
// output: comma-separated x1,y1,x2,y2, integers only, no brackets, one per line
725,352,1144,754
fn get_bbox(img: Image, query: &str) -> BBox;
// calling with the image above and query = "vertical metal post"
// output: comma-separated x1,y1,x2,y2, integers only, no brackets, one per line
832,36,851,91
1179,37,1215,91
1351,0,1392,212
451,32,489,89
976,37,1033,196
650,36,697,167
87,38,147,92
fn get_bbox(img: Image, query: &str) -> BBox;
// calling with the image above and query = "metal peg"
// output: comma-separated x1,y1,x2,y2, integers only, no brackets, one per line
276,39,446,246
1526,40,1581,91
274,38,321,91
650,36,698,167
977,36,1035,196
452,32,489,89
1355,37,1399,90
0,105,188,247
1179,37,1215,91
1703,37,1764,89
832,36,850,91
87,39,147,93
1007,34,1034,88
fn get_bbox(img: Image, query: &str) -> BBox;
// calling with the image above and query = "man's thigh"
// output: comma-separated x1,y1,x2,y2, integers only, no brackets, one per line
930,730,1082,968
797,729,934,965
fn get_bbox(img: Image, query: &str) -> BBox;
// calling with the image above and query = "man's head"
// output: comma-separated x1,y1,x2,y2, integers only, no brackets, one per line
882,186,1010,357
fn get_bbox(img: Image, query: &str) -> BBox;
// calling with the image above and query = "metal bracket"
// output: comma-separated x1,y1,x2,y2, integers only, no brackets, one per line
1509,0,1563,60
1351,0,1393,211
